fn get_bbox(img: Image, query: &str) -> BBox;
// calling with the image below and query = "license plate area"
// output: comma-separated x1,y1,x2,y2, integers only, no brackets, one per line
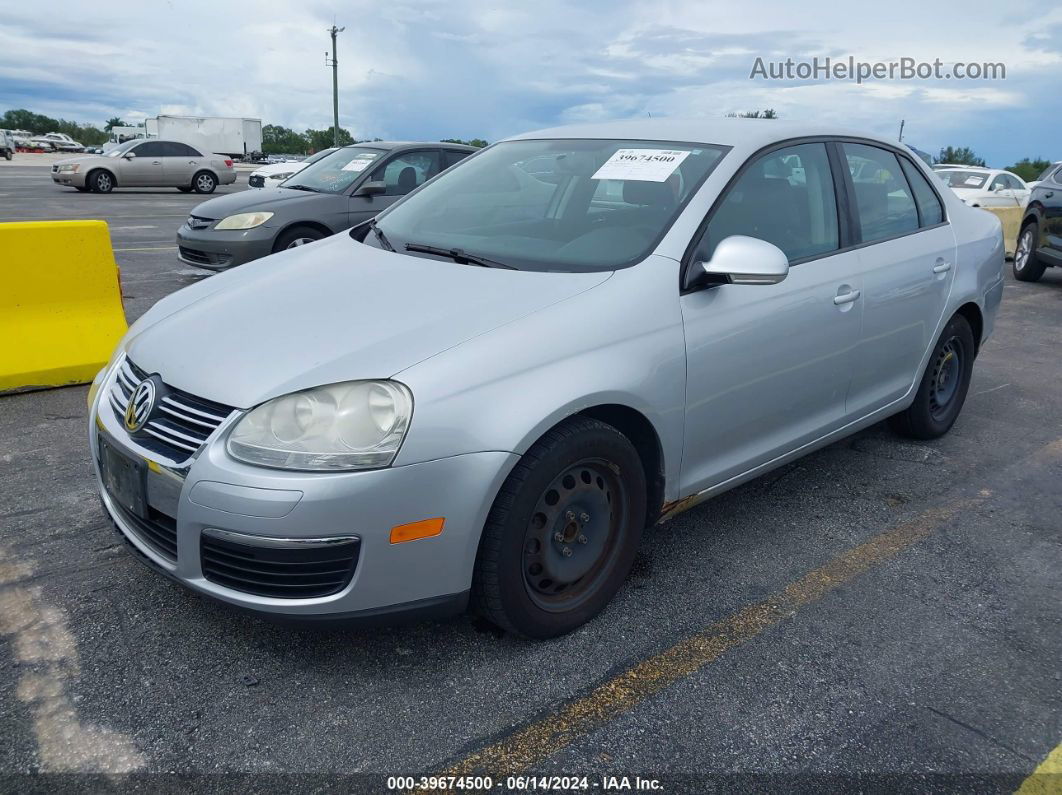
99,436,147,518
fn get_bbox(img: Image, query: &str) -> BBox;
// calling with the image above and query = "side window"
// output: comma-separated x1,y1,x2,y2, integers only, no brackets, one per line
694,142,839,263
1005,174,1024,190
370,151,441,196
843,143,919,243
133,141,167,157
174,142,201,157
899,158,944,226
443,149,471,169
989,175,1007,192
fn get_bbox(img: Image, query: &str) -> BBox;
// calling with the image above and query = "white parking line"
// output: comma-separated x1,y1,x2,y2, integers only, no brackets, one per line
0,545,145,772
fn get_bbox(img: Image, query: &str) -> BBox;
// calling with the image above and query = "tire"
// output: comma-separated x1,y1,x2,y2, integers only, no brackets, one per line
472,416,647,638
3,149,11,161
888,314,975,440
192,171,217,194
87,169,114,193
1013,222,1046,282
274,225,326,251
177,186,192,193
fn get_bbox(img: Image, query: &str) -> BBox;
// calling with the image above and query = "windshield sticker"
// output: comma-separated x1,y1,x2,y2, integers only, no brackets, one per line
341,154,377,172
964,176,982,186
592,149,690,182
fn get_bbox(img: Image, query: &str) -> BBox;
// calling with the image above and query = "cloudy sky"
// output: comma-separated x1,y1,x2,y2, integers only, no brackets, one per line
1,0,1059,165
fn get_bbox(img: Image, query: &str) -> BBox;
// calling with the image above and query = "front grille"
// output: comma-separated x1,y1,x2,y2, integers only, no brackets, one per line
248,175,265,187
186,215,213,229
200,532,360,599
109,358,235,461
178,246,232,267
111,501,179,562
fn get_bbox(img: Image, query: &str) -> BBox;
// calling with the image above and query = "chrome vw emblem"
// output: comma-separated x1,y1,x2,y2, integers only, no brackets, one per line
124,379,157,432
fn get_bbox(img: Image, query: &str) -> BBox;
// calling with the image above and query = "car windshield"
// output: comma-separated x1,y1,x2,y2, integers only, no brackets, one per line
301,148,337,165
281,146,384,193
938,170,988,188
104,139,142,157
368,138,728,272
1035,163,1059,181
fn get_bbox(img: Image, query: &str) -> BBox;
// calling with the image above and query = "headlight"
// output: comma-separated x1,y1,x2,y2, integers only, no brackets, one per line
215,211,274,230
57,164,80,172
268,172,294,180
227,380,413,470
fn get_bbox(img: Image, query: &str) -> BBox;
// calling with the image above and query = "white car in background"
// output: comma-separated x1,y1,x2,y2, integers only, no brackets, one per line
936,168,1030,207
42,132,85,152
247,148,337,188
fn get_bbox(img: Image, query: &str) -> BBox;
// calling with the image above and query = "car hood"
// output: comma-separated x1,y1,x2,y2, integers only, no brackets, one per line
125,235,612,408
251,162,307,178
54,154,110,167
188,187,323,219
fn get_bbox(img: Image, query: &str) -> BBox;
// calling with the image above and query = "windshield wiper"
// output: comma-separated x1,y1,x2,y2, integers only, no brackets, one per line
283,184,324,193
369,219,394,251
404,243,516,270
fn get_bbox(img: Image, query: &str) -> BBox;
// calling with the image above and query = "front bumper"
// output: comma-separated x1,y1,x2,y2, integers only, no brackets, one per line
176,223,277,269
51,168,87,187
89,361,518,621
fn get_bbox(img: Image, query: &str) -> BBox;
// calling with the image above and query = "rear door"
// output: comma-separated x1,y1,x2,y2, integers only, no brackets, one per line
842,142,955,415
348,149,441,227
121,141,166,186
162,142,202,186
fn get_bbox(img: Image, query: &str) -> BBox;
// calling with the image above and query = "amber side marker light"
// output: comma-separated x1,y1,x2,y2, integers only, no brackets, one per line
390,517,445,544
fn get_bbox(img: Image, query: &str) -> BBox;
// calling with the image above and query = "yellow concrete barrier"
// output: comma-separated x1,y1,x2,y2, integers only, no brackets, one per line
982,206,1024,256
1,221,127,392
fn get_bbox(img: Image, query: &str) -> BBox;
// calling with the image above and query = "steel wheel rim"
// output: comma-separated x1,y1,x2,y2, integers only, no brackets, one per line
286,237,315,248
522,458,626,613
196,175,213,191
1015,230,1032,271
928,336,962,420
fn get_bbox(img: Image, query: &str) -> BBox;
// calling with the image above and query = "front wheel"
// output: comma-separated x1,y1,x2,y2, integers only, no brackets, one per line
192,171,217,194
88,170,113,193
3,150,11,161
273,225,325,251
1013,223,1046,282
472,416,647,638
888,314,975,440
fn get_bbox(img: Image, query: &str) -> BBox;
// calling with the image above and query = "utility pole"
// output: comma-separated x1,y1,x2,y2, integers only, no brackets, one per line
898,119,905,142
326,24,345,147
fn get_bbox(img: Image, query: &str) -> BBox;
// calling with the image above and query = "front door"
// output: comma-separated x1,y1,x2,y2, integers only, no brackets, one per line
841,143,955,414
120,141,166,186
679,141,863,495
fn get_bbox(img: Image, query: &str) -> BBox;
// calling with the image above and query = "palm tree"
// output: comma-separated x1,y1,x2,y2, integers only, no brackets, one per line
104,117,127,131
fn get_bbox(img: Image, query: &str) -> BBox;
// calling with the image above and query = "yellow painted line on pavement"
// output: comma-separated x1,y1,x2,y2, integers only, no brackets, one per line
1016,742,1062,794
433,438,1062,781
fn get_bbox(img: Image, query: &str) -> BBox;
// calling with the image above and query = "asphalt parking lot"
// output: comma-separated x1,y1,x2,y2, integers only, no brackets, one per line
1,163,1060,791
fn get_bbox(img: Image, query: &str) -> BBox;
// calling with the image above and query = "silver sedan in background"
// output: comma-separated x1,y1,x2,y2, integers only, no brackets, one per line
88,120,1003,638
51,138,237,193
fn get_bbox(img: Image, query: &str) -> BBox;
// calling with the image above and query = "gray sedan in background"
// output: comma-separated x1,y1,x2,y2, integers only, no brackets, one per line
176,141,476,269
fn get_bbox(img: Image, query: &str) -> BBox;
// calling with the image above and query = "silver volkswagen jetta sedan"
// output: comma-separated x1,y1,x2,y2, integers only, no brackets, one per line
88,120,1004,638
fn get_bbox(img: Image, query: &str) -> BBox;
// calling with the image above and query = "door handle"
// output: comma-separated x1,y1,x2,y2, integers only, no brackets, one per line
833,289,860,305
932,261,952,274
1046,191,1055,199
151,160,161,165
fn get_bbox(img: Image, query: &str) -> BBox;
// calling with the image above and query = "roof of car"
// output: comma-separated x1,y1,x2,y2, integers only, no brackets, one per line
343,141,477,151
506,118,898,155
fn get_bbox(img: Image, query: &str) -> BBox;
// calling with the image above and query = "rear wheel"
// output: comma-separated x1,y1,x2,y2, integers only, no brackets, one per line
88,170,114,193
472,416,647,638
274,225,326,251
192,171,217,194
1013,222,1046,282
888,314,975,440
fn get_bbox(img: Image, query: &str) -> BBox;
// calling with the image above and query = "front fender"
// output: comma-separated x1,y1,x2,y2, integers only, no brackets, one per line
392,256,688,501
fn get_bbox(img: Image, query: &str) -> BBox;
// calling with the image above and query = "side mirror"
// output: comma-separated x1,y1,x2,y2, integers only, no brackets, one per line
354,180,386,197
699,235,789,286
123,152,136,160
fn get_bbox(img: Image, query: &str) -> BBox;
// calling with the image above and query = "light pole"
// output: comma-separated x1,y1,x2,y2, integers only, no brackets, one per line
327,24,345,147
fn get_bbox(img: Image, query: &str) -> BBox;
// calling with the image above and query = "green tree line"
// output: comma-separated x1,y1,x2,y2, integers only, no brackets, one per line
1,108,489,155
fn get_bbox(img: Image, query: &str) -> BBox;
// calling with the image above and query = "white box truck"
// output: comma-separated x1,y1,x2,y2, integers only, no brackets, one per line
152,115,263,159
